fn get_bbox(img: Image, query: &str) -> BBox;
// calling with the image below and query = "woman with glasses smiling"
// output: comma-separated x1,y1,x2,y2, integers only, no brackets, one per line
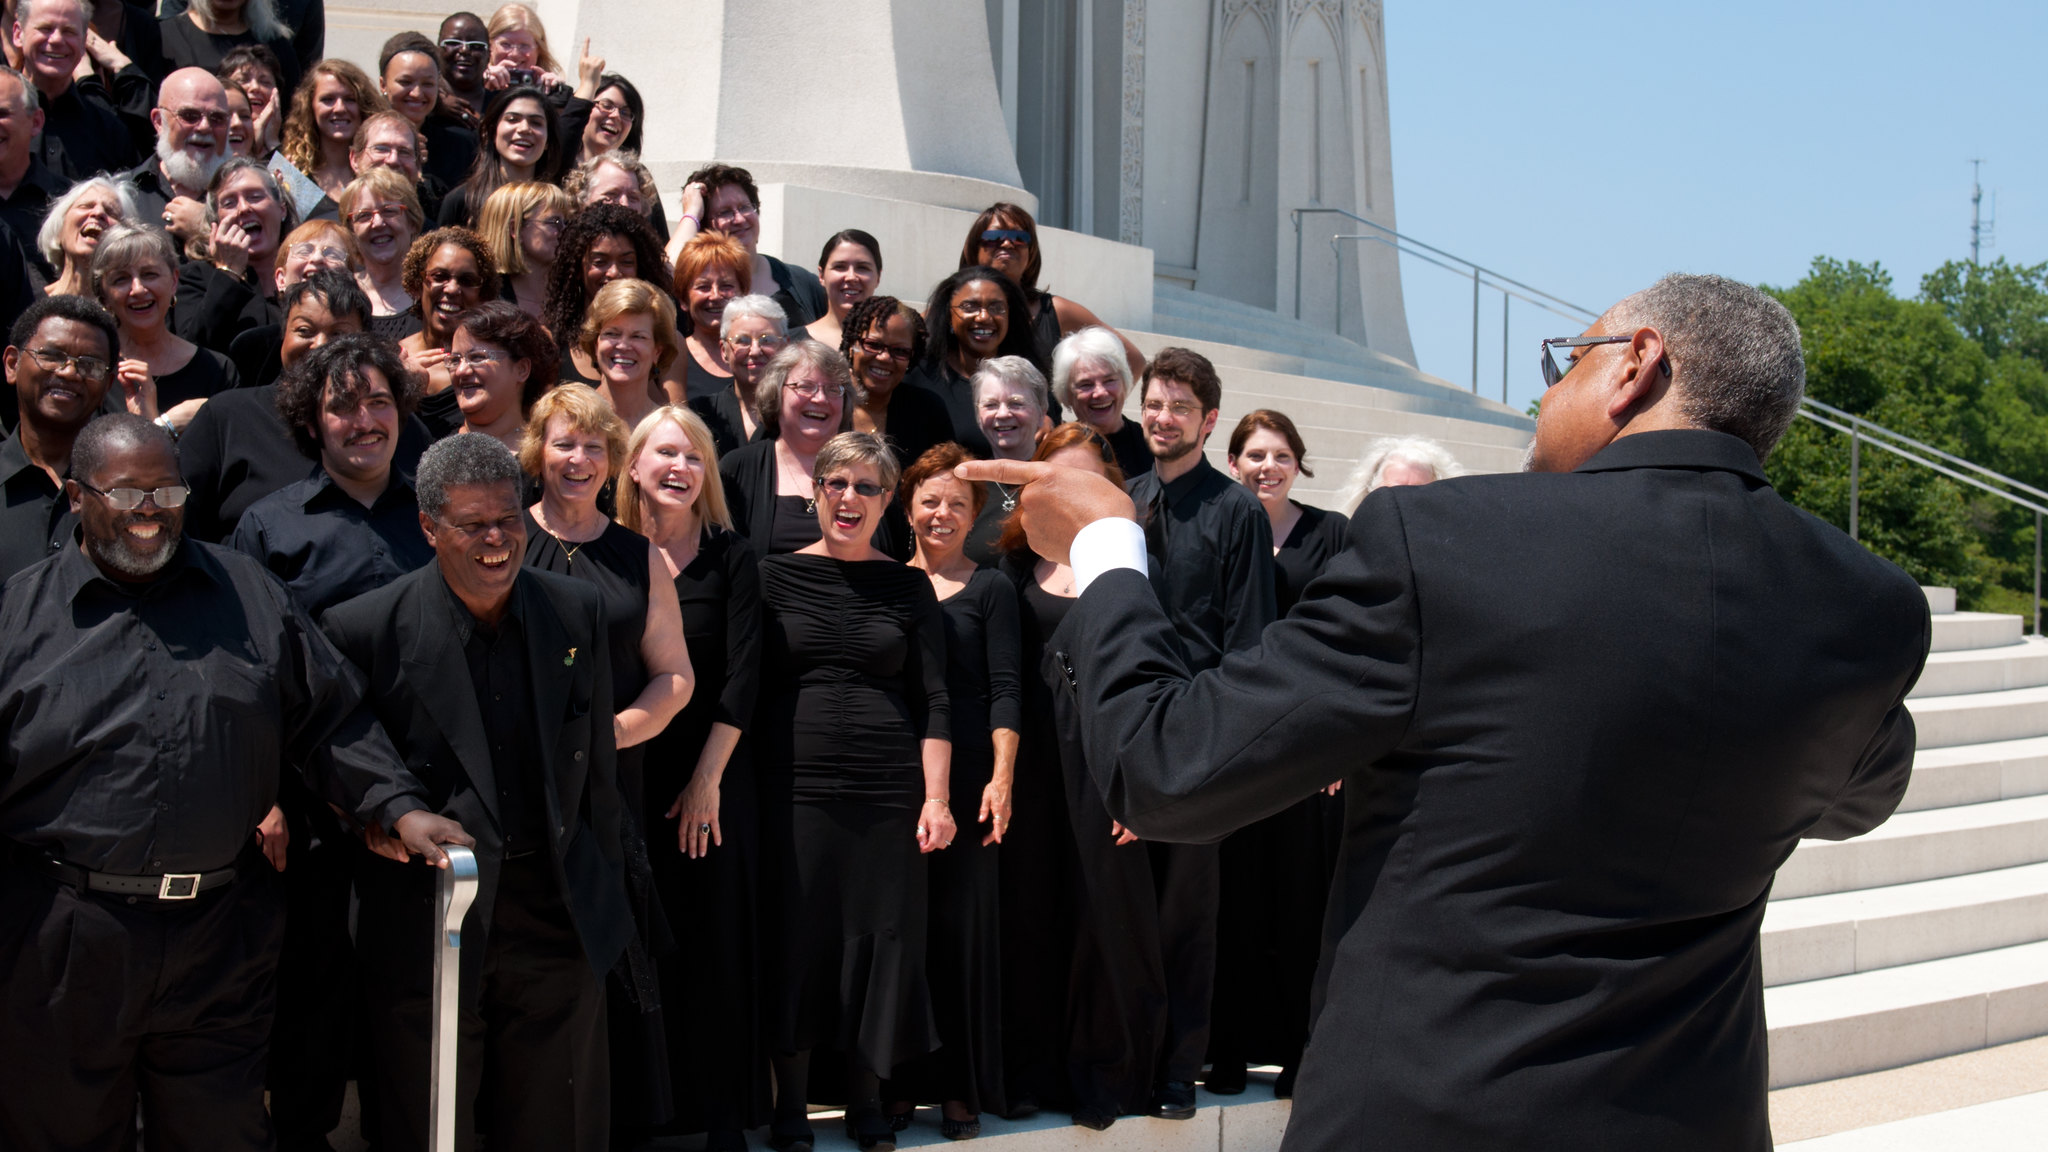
754,430,952,1152
92,224,239,436
841,295,951,471
686,293,785,456
668,163,826,327
956,202,1146,378
673,229,750,399
396,226,496,419
916,266,1047,459
716,339,863,558
339,168,425,338
476,180,570,323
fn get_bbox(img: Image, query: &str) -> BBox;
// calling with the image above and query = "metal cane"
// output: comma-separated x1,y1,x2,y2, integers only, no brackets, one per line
429,845,480,1152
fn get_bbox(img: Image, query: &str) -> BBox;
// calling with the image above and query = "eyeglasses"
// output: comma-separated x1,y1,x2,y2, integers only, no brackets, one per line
724,334,785,351
78,483,189,511
591,98,635,122
709,204,758,227
954,299,1008,319
289,243,350,263
783,380,845,399
817,477,886,498
164,106,229,128
1539,335,1632,390
25,345,110,382
364,141,417,161
447,349,504,370
348,205,408,227
439,38,487,53
1141,399,1202,420
980,229,1031,247
856,337,914,361
527,214,567,233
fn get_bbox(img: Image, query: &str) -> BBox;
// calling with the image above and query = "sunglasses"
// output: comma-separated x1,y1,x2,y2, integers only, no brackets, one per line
439,38,487,53
1539,335,1632,390
817,477,886,498
79,483,189,511
980,229,1031,247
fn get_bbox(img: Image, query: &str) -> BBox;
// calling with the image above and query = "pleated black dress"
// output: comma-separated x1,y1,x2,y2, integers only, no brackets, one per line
1207,501,1354,1086
889,566,1022,1114
994,551,1084,1113
643,526,771,1137
757,554,950,1080
520,510,672,1127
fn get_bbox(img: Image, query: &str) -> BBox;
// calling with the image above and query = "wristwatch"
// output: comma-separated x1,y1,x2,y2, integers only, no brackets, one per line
153,414,179,442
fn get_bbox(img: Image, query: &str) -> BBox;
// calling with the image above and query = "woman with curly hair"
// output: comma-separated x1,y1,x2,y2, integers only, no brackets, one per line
396,226,498,414
840,295,950,470
542,203,668,382
281,59,388,206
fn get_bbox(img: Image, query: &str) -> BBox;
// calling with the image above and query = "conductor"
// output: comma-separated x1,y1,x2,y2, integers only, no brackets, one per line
959,274,1930,1151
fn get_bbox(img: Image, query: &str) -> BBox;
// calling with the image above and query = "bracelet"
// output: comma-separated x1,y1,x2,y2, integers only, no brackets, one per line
924,798,948,806
682,213,701,226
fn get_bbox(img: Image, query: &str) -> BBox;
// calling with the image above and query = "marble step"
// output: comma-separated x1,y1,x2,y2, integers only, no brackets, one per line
1932,612,2024,653
1910,638,2048,699
1899,735,2048,813
1762,862,2048,986
1776,794,2048,899
1907,686,2048,750
1764,939,2048,1088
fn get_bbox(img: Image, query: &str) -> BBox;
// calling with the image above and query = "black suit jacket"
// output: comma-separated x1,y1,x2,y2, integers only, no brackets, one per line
1053,430,1929,1151
321,562,633,983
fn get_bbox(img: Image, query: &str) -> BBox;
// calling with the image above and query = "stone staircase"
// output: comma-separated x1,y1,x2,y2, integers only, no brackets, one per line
1763,587,2048,1090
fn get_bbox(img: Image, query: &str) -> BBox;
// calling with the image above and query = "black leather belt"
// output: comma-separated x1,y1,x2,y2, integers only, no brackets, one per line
7,842,237,901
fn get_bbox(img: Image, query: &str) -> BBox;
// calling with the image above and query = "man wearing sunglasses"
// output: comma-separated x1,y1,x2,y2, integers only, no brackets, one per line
436,12,491,120
126,68,231,254
966,273,1929,1151
0,411,468,1150
0,294,117,581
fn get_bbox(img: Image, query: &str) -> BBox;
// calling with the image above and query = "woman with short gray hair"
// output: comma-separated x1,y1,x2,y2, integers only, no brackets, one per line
718,340,868,557
687,292,787,452
1050,326,1150,479
962,355,1048,563
40,176,142,298
92,224,239,433
1341,435,1463,513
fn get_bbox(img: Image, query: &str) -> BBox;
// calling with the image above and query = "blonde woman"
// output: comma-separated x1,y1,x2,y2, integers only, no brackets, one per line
578,277,682,429
476,180,572,321
338,167,424,335
280,60,389,202
620,403,771,1147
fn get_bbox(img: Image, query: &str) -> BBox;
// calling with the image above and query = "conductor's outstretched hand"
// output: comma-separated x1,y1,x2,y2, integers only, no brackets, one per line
953,459,1136,566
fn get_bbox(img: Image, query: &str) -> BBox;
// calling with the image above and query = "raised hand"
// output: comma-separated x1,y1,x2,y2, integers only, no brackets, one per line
953,459,1137,566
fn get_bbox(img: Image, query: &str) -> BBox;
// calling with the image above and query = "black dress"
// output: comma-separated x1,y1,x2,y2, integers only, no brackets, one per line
687,386,755,458
995,552,1083,1112
909,362,992,460
1206,501,1354,1086
158,15,301,98
756,554,949,1079
520,510,672,1128
684,353,734,402
1027,290,1064,367
150,345,239,409
891,567,1021,1115
644,526,772,1137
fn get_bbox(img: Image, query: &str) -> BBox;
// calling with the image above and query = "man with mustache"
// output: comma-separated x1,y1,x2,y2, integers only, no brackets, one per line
0,411,471,1150
126,67,229,254
964,273,1928,1151
0,294,115,580
10,0,140,180
322,432,633,1152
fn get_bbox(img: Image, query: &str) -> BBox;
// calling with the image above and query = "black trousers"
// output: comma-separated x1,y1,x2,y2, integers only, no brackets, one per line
357,850,609,1152
268,810,361,1145
0,857,285,1152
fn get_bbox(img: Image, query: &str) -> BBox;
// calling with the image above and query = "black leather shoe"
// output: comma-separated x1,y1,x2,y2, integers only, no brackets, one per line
1073,1107,1116,1131
1150,1080,1198,1119
1204,1061,1248,1095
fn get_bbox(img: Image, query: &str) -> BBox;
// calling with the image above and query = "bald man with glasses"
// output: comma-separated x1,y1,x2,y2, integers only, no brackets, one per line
126,67,231,253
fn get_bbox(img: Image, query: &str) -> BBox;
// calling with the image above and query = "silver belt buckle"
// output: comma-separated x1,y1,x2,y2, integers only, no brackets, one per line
157,873,202,900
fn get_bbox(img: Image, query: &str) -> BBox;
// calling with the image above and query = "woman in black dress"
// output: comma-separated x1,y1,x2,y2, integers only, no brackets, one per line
915,266,1043,459
1205,409,1351,1098
954,203,1145,378
161,0,301,99
340,168,425,339
92,224,239,436
621,404,768,1151
686,293,786,454
518,383,695,1136
990,423,1126,1123
672,230,755,409
841,296,951,473
887,444,1023,1139
717,340,859,559
757,431,953,1152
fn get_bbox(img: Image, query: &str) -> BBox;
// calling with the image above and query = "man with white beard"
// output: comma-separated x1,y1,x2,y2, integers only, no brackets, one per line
126,68,230,255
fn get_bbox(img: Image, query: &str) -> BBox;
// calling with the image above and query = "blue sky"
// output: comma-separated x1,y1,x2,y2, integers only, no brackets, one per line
1384,0,2048,414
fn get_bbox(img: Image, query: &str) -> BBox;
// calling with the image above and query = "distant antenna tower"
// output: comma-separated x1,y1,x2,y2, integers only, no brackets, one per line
1971,159,1998,264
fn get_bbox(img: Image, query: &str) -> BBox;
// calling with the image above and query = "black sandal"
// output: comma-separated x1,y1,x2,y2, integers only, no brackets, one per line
940,1114,981,1140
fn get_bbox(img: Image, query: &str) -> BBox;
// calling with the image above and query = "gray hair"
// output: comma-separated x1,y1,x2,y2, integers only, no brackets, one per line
813,430,900,493
14,0,93,34
89,224,179,303
754,339,859,441
972,354,1048,417
720,293,787,336
1342,435,1464,512
205,157,299,234
0,65,37,115
416,432,523,519
1604,272,1806,461
39,175,140,267
1050,326,1130,411
564,149,658,212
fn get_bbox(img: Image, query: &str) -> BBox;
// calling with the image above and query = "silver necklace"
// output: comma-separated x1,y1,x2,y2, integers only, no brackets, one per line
994,482,1019,512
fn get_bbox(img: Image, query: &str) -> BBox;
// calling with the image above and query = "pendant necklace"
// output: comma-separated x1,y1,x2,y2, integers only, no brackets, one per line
994,482,1019,512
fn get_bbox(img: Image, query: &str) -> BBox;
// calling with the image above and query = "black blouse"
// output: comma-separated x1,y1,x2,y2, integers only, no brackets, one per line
521,510,652,716
1273,501,1351,617
755,554,950,807
672,526,761,736
935,566,1024,780
150,345,240,409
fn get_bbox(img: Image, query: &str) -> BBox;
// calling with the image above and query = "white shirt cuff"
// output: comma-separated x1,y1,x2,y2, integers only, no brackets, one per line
1070,517,1147,595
